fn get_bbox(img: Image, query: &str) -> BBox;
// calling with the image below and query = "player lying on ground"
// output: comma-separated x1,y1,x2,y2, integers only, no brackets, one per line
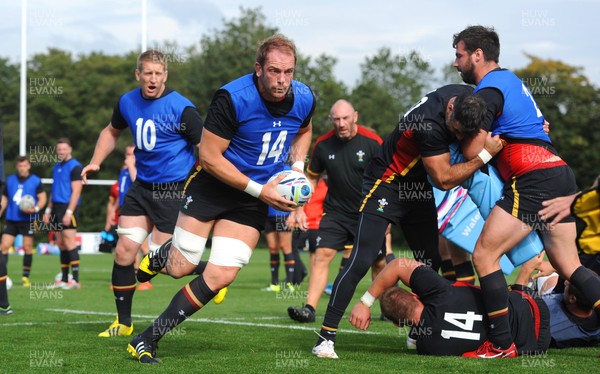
349,258,550,357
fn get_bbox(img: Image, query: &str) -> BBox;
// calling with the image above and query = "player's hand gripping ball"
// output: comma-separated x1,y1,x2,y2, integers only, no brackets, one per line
269,170,313,206
19,194,36,212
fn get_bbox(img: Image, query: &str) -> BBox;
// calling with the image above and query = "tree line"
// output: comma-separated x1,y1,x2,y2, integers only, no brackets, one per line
1,7,598,232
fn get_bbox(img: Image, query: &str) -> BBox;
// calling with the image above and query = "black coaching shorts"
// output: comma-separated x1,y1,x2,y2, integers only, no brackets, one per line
292,229,320,253
316,213,358,251
495,165,578,228
119,179,185,234
181,169,268,232
50,204,80,231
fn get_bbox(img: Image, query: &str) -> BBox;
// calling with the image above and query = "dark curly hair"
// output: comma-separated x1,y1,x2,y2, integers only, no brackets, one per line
451,94,488,139
453,25,500,63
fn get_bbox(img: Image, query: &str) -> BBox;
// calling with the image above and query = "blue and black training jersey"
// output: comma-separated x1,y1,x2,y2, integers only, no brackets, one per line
203,73,315,184
111,87,203,183
474,68,549,142
51,158,82,205
3,173,44,221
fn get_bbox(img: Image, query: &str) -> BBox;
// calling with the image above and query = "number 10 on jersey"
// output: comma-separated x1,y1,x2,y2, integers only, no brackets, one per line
136,118,157,151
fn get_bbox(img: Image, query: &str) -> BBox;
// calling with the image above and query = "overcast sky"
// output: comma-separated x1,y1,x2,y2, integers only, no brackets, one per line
2,0,600,88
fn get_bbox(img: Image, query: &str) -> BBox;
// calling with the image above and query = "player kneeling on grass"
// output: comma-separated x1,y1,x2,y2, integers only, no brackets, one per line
349,258,550,357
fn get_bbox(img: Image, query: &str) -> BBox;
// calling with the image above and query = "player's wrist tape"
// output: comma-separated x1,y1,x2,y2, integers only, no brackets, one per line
45,208,52,215
34,206,40,213
244,180,263,198
291,161,305,171
66,209,73,215
477,149,493,164
360,291,376,308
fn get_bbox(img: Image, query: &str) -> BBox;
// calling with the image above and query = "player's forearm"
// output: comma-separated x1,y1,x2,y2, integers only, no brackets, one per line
305,172,319,191
128,165,137,182
429,133,502,190
289,123,312,169
37,193,47,210
89,125,120,167
200,128,265,194
105,203,115,229
67,182,82,212
201,152,254,192
367,259,413,298
434,157,486,190
0,196,7,216
514,267,532,287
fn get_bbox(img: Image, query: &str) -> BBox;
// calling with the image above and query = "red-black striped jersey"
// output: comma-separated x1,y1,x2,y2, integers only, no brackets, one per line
410,266,542,356
307,125,382,217
364,85,473,185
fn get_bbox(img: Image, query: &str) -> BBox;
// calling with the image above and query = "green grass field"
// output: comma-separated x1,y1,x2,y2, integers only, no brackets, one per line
1,249,597,373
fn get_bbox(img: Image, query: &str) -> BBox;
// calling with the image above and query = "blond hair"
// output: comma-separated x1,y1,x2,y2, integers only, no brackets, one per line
136,49,168,72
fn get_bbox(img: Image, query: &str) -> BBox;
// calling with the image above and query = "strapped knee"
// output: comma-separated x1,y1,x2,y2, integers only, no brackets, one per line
172,226,207,265
116,226,148,245
209,236,253,268
147,233,161,255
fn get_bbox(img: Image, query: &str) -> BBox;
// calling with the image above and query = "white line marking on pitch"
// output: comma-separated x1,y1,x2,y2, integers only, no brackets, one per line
41,308,386,335
0,320,151,327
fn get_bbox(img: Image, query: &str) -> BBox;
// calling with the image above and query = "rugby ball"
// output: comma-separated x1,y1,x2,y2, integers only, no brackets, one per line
19,194,36,212
269,170,313,206
6,276,12,290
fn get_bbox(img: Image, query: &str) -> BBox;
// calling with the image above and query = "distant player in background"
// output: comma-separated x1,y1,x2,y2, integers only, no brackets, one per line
288,99,384,324
129,34,314,363
82,49,203,338
0,177,8,314
104,181,119,236
1,156,47,287
44,138,83,290
289,177,327,285
263,205,295,291
100,179,120,255
104,144,136,238
0,126,9,314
